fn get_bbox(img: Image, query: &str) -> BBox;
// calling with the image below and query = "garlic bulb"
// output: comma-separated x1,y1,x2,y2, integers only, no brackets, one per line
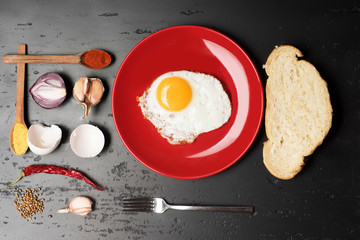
57,196,93,216
73,77,104,118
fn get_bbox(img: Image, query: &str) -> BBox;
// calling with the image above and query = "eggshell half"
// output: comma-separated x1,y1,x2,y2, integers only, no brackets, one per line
27,124,62,155
70,124,105,158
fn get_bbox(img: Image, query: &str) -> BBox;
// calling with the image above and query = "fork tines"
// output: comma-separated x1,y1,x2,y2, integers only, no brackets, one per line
122,198,155,212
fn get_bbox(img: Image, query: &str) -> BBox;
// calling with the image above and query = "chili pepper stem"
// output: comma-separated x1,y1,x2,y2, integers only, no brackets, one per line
7,170,25,186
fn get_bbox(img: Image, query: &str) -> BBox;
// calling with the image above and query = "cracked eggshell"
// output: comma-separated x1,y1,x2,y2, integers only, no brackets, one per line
27,124,62,155
70,124,105,158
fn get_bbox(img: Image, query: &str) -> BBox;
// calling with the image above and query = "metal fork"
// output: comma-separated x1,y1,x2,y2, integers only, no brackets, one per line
122,197,254,214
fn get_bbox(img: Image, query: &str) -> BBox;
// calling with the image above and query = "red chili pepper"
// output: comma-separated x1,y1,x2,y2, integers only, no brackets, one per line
7,165,104,191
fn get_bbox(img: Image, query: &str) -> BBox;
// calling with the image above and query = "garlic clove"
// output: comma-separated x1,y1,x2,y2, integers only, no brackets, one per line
73,77,104,118
73,77,89,102
87,78,104,106
56,208,70,214
57,196,93,216
71,207,92,216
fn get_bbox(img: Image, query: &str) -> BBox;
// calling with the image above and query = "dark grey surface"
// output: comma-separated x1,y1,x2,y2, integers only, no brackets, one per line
0,0,359,239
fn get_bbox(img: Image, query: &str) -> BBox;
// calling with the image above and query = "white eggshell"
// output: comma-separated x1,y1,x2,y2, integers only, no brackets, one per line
70,124,105,158
27,124,62,155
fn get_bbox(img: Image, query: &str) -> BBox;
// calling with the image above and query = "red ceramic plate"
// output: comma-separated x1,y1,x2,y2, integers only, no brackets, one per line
112,25,263,179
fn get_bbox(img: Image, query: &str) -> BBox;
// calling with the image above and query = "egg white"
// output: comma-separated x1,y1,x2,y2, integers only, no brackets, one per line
138,70,232,145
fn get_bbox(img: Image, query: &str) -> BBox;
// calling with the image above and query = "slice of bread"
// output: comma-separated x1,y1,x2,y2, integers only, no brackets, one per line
263,45,332,180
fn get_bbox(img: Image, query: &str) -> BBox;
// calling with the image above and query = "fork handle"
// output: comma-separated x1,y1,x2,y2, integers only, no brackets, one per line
169,205,254,214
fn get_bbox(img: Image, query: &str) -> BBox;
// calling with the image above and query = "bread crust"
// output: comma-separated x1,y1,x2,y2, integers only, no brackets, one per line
263,45,332,180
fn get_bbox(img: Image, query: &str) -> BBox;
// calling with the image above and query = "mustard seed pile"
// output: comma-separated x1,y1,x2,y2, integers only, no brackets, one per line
13,188,44,221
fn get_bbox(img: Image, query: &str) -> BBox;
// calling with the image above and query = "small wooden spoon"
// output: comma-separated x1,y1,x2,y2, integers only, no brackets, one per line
2,49,111,69
9,44,28,155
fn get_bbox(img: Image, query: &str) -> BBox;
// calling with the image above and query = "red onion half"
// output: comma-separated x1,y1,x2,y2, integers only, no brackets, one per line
29,72,67,109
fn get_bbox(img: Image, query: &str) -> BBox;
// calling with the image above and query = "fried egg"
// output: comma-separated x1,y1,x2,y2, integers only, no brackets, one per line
137,70,232,145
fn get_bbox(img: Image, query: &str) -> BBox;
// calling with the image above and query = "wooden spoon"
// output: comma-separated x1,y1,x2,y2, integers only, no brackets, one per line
9,44,28,155
2,49,111,69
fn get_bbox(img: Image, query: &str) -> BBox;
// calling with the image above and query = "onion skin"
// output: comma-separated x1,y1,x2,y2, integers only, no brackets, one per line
29,72,67,109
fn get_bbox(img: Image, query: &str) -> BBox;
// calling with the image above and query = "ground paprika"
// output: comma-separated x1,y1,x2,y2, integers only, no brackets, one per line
81,49,111,69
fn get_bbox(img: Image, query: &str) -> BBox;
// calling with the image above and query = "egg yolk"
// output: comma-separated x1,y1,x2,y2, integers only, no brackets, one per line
156,77,192,111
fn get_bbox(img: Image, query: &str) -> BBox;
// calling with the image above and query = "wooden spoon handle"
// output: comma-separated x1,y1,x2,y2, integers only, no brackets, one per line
15,45,26,124
3,54,80,64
